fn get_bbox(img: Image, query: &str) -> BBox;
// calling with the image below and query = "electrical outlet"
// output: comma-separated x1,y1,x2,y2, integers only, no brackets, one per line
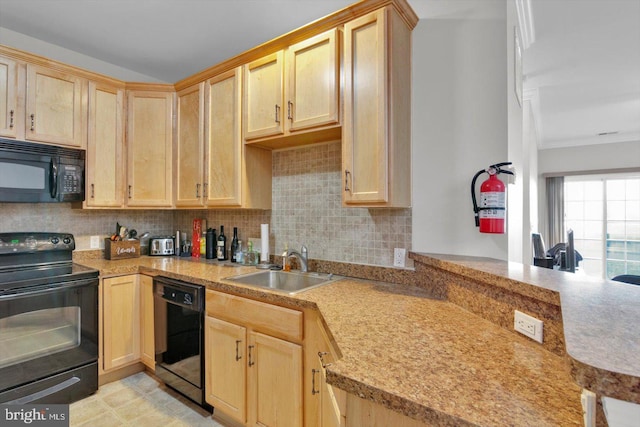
393,248,406,267
514,310,543,343
90,235,100,249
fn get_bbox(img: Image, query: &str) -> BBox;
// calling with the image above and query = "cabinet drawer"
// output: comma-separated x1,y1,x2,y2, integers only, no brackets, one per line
206,290,303,341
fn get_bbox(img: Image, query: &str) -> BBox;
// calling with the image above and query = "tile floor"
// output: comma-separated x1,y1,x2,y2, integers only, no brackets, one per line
70,372,227,427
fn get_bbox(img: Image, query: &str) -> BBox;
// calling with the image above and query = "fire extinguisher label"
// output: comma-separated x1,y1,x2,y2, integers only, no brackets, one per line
479,192,506,218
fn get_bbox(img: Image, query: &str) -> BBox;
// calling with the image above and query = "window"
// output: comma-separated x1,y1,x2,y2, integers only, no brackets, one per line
564,174,640,279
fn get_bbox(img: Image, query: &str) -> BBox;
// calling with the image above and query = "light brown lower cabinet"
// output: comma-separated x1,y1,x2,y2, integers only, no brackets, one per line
139,274,155,370
205,290,303,426
101,275,140,373
100,274,154,377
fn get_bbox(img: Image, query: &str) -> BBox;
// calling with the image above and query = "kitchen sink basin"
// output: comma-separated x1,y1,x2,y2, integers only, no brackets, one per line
224,270,342,294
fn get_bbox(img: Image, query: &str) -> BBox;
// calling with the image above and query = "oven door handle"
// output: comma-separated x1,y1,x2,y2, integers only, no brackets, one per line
0,278,98,300
3,376,80,405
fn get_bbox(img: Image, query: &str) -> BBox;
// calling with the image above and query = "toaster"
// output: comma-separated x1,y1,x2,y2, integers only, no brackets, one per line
149,236,175,256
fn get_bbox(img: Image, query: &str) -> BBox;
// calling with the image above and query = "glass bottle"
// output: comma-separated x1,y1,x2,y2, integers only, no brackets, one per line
217,225,227,261
230,227,239,263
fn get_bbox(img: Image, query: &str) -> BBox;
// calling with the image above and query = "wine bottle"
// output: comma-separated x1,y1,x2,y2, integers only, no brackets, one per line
217,225,227,261
230,227,239,263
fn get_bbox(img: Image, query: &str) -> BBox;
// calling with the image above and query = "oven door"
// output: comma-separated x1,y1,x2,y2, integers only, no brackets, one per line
0,277,98,403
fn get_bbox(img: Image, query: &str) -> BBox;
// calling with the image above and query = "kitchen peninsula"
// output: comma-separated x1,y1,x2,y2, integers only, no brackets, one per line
74,248,640,426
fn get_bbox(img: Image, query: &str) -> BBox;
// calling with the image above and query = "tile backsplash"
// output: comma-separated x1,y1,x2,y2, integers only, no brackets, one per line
0,141,411,267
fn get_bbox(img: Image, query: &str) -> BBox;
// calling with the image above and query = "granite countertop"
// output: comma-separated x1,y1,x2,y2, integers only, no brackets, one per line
411,252,640,404
77,255,585,426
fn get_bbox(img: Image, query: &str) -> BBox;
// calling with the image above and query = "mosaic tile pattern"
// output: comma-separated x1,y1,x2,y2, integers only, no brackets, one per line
2,142,412,267
271,142,412,266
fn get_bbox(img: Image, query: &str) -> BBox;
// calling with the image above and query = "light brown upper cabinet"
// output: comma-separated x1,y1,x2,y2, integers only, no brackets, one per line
0,55,85,147
85,81,125,208
25,64,85,147
206,68,245,207
0,56,19,138
286,29,340,132
207,68,272,209
243,28,341,148
342,7,412,207
175,69,271,209
175,83,205,207
126,89,174,207
243,51,284,141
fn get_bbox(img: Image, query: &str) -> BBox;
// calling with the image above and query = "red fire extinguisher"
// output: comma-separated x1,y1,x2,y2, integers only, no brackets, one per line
471,162,514,234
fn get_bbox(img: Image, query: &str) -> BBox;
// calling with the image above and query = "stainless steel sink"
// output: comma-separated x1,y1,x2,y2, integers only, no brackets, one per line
224,270,342,294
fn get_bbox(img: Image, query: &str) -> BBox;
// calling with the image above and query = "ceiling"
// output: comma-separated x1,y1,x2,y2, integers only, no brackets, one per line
0,0,638,150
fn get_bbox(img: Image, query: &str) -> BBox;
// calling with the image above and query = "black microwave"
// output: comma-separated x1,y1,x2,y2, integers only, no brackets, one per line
0,138,85,203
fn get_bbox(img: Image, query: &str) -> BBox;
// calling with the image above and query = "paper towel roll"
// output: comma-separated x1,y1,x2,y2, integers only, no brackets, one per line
260,224,269,262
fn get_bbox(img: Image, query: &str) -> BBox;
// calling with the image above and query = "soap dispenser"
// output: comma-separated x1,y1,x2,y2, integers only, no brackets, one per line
282,242,290,271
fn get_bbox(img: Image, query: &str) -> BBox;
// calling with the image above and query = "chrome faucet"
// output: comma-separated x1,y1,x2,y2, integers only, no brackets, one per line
287,245,308,272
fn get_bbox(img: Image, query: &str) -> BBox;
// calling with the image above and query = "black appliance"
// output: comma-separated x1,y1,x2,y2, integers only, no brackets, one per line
153,276,210,410
0,138,85,203
0,232,99,404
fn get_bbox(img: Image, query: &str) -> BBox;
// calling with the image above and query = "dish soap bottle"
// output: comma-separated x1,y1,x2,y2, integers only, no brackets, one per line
246,241,258,265
282,242,290,271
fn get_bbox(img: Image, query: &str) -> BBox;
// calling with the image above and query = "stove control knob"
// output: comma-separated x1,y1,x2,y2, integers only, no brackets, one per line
51,236,60,245
63,237,72,245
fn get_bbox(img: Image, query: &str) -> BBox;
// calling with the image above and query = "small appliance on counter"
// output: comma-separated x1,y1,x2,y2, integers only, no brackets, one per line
149,236,176,256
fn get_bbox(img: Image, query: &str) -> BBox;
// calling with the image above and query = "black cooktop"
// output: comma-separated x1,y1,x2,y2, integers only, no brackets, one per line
0,232,99,293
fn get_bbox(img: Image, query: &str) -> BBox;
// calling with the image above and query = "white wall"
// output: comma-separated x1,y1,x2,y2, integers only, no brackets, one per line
538,140,640,174
0,27,164,83
506,0,524,263
523,99,540,263
411,3,514,260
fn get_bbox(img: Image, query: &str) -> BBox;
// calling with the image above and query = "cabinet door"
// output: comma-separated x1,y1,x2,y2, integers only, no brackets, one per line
343,9,388,204
243,51,284,140
206,68,242,206
86,81,124,207
343,8,411,207
286,29,340,132
126,90,173,207
139,275,155,370
175,83,205,207
205,316,247,424
102,275,141,371
319,356,344,427
25,64,84,147
0,56,18,138
248,331,303,427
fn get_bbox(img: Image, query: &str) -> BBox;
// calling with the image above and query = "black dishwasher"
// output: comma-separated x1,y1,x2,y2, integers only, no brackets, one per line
153,276,211,410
